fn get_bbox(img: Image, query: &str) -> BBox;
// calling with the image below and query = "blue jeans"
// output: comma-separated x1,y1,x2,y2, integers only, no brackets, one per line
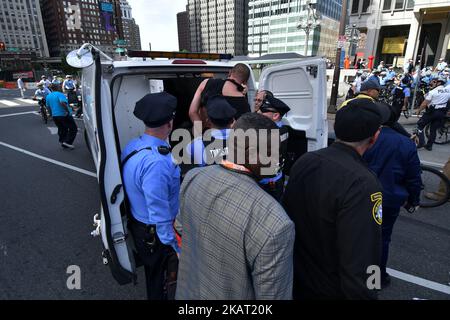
381,206,400,277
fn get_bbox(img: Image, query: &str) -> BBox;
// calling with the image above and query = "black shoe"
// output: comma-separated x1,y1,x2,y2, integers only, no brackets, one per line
381,273,391,289
424,145,432,151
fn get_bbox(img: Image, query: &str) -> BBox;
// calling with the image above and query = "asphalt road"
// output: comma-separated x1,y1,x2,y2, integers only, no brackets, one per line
0,95,449,300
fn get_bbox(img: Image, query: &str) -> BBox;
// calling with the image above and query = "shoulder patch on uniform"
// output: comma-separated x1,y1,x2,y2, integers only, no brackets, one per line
370,192,383,225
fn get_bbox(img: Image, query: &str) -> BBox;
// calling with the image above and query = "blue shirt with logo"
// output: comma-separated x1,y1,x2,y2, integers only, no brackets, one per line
46,91,70,117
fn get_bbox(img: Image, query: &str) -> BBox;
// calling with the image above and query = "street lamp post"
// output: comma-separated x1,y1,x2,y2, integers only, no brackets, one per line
297,1,321,56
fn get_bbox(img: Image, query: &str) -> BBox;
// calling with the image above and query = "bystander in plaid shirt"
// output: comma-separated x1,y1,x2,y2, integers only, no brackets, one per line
176,165,295,300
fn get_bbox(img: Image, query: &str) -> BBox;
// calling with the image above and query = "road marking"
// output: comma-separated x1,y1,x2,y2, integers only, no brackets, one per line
421,160,446,169
47,127,58,135
0,111,37,118
387,268,450,295
15,98,37,105
0,100,20,107
0,141,97,178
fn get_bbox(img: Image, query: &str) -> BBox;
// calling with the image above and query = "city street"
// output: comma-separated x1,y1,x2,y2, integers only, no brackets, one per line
0,96,449,300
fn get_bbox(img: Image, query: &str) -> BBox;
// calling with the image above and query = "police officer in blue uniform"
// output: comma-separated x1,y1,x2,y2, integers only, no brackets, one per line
121,92,180,300
257,96,290,201
186,96,236,167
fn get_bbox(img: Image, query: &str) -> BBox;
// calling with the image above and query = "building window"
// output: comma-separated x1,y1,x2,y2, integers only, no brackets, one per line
394,0,404,10
383,0,392,10
351,0,371,14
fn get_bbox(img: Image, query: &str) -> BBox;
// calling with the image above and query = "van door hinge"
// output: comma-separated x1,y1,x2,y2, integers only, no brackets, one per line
112,232,126,244
110,184,122,204
307,65,318,78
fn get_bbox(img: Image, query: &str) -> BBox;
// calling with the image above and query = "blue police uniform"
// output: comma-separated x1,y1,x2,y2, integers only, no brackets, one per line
34,87,51,99
363,126,421,283
121,91,179,300
185,96,235,168
186,129,230,166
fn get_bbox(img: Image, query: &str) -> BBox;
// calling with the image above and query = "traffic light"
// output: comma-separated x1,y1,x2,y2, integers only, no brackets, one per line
0,42,5,51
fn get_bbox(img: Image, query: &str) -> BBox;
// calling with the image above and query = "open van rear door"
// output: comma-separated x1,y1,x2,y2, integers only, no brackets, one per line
89,50,136,285
258,57,328,151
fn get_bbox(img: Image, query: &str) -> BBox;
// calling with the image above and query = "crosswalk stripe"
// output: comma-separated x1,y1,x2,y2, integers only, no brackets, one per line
0,100,20,107
15,98,37,105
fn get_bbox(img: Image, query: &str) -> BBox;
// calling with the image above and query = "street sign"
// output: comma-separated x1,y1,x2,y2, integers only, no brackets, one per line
337,36,346,49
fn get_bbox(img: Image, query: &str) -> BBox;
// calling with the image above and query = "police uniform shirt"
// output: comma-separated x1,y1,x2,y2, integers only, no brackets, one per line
436,61,448,72
35,87,51,98
63,79,75,90
186,129,230,166
425,85,450,109
121,134,181,253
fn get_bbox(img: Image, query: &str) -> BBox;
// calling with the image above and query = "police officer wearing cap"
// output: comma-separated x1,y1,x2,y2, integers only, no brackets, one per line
339,77,380,110
257,95,290,201
186,95,236,167
121,92,180,300
283,99,388,299
416,75,450,150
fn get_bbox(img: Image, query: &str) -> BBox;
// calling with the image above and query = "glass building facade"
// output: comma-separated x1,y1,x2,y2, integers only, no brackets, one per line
248,0,342,58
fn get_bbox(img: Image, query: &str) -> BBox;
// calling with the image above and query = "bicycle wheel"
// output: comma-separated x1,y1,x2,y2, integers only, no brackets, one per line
419,165,450,208
425,120,449,145
40,105,48,124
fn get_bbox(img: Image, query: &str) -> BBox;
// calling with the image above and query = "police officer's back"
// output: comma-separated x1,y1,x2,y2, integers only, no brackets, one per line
257,96,291,201
186,96,236,167
283,99,390,300
121,92,180,300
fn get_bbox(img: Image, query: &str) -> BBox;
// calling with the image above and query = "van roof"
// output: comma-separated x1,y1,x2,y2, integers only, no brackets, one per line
106,59,237,69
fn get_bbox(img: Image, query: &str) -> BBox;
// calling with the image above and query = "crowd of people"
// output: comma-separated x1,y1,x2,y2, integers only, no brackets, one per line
346,57,450,151
117,61,446,301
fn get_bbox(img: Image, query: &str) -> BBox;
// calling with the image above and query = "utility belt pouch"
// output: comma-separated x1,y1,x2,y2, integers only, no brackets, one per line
144,225,157,252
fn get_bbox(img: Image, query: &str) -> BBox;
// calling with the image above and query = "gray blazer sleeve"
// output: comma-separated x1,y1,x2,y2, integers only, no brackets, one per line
251,216,295,300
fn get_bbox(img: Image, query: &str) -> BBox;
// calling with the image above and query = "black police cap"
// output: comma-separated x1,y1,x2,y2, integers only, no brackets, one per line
134,92,177,128
260,96,291,116
334,99,390,142
206,95,236,121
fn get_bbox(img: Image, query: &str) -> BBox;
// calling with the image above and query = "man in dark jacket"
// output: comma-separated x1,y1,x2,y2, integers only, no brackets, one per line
283,99,390,300
363,105,422,288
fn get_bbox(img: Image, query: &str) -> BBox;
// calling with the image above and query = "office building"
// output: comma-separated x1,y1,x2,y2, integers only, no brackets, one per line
40,0,122,57
0,0,49,57
349,0,450,67
177,9,191,51
188,0,248,55
248,0,342,58
120,0,141,50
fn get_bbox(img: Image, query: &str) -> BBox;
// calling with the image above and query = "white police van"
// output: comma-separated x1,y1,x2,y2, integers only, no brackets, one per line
66,44,328,285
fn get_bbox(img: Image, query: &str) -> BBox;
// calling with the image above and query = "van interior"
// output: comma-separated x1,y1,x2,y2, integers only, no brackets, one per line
110,69,308,176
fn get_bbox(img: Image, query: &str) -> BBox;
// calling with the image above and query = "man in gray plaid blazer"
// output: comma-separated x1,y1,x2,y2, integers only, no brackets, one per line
176,113,295,300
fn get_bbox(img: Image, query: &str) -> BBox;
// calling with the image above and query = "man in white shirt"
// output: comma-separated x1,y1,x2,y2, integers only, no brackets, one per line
17,77,25,98
416,76,450,150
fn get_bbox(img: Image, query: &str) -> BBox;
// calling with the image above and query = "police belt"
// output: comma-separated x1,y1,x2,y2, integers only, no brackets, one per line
429,104,448,110
129,215,156,230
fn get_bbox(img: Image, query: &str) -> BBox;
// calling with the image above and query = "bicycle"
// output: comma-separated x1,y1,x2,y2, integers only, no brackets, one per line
419,164,450,208
35,96,49,124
